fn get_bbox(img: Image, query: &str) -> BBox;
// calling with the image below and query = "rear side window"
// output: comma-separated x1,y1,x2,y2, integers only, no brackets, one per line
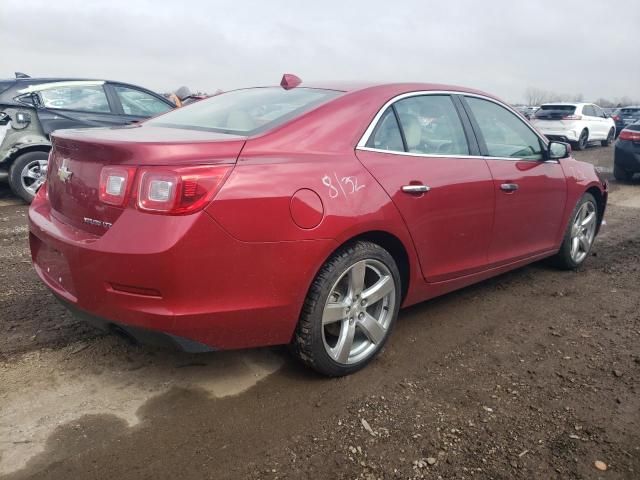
394,95,469,155
466,97,544,160
148,87,340,135
582,105,596,116
114,86,172,117
366,108,404,151
39,85,110,113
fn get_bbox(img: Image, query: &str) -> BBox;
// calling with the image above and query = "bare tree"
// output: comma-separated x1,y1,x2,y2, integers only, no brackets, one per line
525,87,548,106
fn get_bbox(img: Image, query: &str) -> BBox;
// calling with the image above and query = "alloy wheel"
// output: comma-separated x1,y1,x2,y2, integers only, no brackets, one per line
321,259,396,365
579,131,588,150
570,201,597,264
20,159,48,196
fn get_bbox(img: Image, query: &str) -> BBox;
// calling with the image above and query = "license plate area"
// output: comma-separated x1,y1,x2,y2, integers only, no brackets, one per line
33,236,76,297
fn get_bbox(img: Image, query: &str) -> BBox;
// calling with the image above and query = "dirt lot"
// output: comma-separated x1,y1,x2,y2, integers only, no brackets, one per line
1,146,638,479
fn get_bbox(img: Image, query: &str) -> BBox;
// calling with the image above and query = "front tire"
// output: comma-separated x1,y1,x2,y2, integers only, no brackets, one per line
601,128,614,147
291,241,401,376
573,129,588,151
550,193,598,270
9,151,49,203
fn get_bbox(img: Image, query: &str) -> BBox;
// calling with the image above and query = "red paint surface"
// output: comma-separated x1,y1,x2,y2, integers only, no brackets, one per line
29,83,607,350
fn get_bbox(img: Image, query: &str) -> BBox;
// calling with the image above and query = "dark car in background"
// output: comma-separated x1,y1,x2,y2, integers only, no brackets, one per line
0,74,174,201
614,121,640,181
612,107,640,138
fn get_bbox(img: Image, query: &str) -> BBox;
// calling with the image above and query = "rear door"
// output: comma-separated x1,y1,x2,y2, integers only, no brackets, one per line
356,93,495,282
34,82,125,134
461,96,567,264
582,104,602,139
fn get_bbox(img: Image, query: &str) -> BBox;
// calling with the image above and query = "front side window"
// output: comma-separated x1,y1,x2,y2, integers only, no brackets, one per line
39,85,110,113
114,86,172,117
466,97,543,160
148,87,340,135
393,95,469,155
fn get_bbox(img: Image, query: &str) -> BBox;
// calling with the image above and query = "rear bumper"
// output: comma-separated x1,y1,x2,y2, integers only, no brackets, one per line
59,297,216,352
29,195,337,350
539,129,580,143
614,141,640,173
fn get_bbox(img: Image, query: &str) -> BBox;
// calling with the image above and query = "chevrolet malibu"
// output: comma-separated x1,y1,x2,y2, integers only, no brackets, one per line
29,76,608,376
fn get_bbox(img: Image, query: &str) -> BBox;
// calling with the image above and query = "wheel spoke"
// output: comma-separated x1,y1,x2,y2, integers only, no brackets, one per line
571,236,580,258
579,234,590,252
332,321,356,363
322,302,348,325
581,211,595,228
361,275,393,305
349,261,366,296
358,313,386,345
24,168,40,179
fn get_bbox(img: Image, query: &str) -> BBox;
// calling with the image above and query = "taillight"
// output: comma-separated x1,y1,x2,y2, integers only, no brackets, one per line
562,115,582,120
612,115,621,121
136,165,232,214
99,166,136,206
619,129,640,142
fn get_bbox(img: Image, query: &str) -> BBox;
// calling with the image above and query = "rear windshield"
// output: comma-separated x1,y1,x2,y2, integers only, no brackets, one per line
0,81,15,95
620,108,640,116
538,105,576,112
148,87,341,135
535,105,576,118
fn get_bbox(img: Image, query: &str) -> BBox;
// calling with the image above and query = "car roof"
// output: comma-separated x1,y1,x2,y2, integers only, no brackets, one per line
275,81,501,101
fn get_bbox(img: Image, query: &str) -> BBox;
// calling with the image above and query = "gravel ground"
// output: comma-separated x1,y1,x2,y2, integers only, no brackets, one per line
0,145,638,479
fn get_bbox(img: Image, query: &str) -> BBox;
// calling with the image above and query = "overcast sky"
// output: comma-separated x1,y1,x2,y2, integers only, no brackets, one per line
1,0,638,103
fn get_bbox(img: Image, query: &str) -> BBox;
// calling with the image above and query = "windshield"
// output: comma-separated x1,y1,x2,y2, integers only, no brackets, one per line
148,87,341,135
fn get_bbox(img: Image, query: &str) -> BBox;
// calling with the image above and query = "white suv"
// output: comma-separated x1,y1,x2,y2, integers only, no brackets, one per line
531,103,616,150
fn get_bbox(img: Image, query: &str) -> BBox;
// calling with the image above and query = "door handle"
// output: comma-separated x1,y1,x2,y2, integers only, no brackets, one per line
402,185,431,194
500,183,519,192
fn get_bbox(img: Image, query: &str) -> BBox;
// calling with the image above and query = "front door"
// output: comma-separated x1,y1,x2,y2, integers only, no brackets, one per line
462,96,567,264
356,94,495,282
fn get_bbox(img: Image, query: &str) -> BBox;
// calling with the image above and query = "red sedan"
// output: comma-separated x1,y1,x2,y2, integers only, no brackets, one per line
29,76,607,376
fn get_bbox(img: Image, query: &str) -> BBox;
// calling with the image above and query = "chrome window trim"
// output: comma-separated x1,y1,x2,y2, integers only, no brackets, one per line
357,146,558,163
356,90,550,160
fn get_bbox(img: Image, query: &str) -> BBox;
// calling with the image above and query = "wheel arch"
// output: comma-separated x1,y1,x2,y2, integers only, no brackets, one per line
4,143,51,168
585,185,606,234
321,230,411,303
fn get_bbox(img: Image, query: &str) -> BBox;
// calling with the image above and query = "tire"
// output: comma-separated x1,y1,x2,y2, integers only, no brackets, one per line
291,241,401,376
613,164,632,182
601,128,614,147
8,151,49,203
573,129,588,151
550,193,598,270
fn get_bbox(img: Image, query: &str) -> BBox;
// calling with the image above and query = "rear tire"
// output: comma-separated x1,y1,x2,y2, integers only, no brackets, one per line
291,241,401,376
613,164,632,182
573,129,588,151
9,151,49,203
601,128,614,147
549,193,598,270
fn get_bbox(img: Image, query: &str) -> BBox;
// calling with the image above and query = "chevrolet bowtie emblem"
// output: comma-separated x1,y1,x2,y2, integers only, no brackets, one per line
57,159,73,183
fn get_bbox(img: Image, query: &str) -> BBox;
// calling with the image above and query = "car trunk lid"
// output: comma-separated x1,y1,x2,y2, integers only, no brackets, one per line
47,124,245,235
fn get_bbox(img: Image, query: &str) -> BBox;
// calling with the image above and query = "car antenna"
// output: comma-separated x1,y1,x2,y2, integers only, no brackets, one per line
280,73,302,90
15,72,31,79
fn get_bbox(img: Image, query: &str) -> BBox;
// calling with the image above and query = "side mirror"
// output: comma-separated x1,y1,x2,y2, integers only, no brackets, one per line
0,112,10,126
549,141,570,160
